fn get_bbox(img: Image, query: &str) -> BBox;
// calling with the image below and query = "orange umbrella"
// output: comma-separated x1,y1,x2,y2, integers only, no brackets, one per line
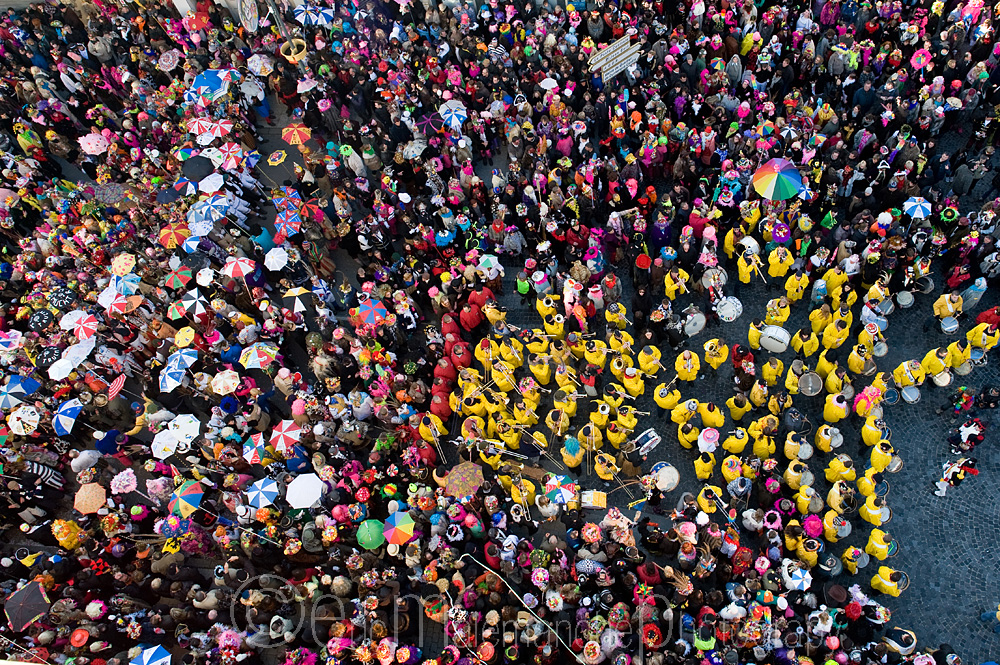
281,122,312,145
159,223,191,249
74,483,106,514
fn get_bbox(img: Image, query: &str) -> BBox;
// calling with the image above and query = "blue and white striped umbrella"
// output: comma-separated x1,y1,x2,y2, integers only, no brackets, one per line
159,366,186,393
438,100,468,130
0,375,40,409
188,219,214,236
903,196,932,219
112,273,141,295
131,646,172,665
188,197,228,224
183,236,202,254
53,398,83,436
293,5,335,25
246,478,280,508
167,349,199,370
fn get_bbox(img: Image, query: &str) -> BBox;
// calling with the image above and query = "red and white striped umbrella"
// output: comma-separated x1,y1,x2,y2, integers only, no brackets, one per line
218,142,242,162
105,293,129,315
73,313,99,340
186,117,215,135
108,374,126,400
208,120,234,138
222,256,256,279
270,419,302,454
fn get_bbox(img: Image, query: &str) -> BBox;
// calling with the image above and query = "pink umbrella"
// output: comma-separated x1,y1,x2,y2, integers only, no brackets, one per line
78,133,109,155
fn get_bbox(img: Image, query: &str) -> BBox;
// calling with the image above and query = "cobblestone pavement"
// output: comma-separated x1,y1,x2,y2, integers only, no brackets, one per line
213,104,1000,660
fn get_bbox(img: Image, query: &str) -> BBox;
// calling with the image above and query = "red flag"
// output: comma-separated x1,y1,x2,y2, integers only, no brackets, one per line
107,375,126,401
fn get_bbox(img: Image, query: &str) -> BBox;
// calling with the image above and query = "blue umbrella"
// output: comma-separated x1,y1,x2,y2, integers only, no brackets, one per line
183,236,202,254
167,349,199,370
53,398,83,436
112,273,141,295
903,196,932,219
0,376,41,410
131,645,172,665
159,367,186,393
245,478,279,508
293,5,335,24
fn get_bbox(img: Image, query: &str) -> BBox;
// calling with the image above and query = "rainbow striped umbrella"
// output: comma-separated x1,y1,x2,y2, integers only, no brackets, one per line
384,511,416,545
168,480,204,517
752,158,803,201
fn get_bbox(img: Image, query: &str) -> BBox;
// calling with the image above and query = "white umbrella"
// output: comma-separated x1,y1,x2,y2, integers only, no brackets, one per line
438,100,468,129
196,267,215,286
199,173,225,193
786,566,812,591
50,337,96,379
286,473,325,509
264,247,289,271
168,414,201,444
196,133,216,146
540,78,559,90
151,430,180,459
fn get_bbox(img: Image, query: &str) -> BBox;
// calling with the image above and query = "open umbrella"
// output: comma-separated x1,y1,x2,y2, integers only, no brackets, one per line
33,346,62,370
286,473,325,508
438,100,468,129
168,414,201,444
414,113,445,134
270,419,302,454
282,123,312,145
243,433,267,464
7,405,39,435
222,256,256,280
179,288,211,319
903,196,932,219
159,223,191,249
53,399,83,436
246,478,280,508
74,483,106,514
157,49,183,72
356,299,388,326
48,287,77,310
199,173,226,194
911,49,931,69
182,156,214,180
165,267,194,289
752,158,803,201
131,645,171,665
0,376,40,410
357,519,386,550
267,150,287,166
159,367,186,393
383,511,416,545
78,133,109,155
264,247,289,271
247,54,274,76
151,430,180,459
211,369,241,395
283,287,312,313
168,480,205,517
239,342,277,369
167,348,199,370
5,582,50,632
27,309,54,331
445,461,484,497
786,566,813,591
275,209,302,237
544,475,577,504
294,4,335,24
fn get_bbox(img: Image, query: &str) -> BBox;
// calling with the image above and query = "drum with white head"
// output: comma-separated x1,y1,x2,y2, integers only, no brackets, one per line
901,386,921,404
829,427,844,449
954,361,973,376
738,237,761,256
877,299,895,316
873,341,889,357
841,384,855,401
797,442,814,460
896,291,914,308
932,371,953,387
760,326,791,353
915,276,935,294
651,462,680,491
798,372,823,396
716,296,743,323
702,267,729,289
941,316,959,334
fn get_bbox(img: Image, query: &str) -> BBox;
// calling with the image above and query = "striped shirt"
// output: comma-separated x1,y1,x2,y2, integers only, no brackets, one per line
488,43,508,61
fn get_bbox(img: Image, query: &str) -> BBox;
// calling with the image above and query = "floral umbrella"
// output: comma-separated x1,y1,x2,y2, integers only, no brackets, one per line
444,461,484,497
211,369,241,395
74,483,106,514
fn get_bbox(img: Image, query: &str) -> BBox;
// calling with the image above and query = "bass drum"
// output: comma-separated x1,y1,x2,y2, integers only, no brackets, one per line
738,236,761,256
716,296,743,323
650,462,680,491
915,276,935,294
799,372,823,396
684,311,707,337
760,326,791,353
702,267,729,289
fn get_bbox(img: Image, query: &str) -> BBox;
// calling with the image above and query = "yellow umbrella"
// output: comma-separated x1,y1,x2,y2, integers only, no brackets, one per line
281,122,312,145
111,254,136,277
175,327,196,348
159,223,191,249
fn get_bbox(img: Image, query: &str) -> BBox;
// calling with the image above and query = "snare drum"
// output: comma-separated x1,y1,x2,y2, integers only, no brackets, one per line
971,348,987,366
716,296,743,323
877,299,895,316
841,384,855,400
941,316,959,334
886,454,903,473
896,570,909,591
862,358,878,375
875,315,889,332
874,478,890,498
684,311,707,337
760,326,791,353
880,505,893,524
932,371,953,387
915,276,935,294
702,267,729,289
883,388,899,405
835,516,853,539
798,372,823,396
797,442,814,460
880,425,891,440
873,341,889,357
954,361,973,375
901,386,921,404
870,405,883,420
896,291,914,308
829,428,844,449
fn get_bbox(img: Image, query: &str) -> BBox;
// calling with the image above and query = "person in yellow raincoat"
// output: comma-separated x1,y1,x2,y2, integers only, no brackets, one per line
526,331,550,355
543,313,566,339
832,302,853,331
932,291,963,322
823,265,850,297
825,367,850,395
565,332,587,360
767,246,794,279
865,529,895,560
784,459,810,490
768,391,792,417
813,423,837,453
748,319,764,350
860,494,887,526
752,429,776,460
871,440,894,472
831,283,858,311
870,566,904,596
825,453,857,482
723,427,749,453
703,338,729,372
536,294,559,319
654,381,682,416
584,340,609,370
545,408,570,437
579,422,604,451
726,393,751,422
605,302,628,330
815,349,838,381
528,354,553,385
561,435,585,475
509,476,537,507
622,366,645,397
809,304,833,335
856,467,883,498
492,360,517,392
764,297,791,326
748,379,768,408
499,337,525,369
858,322,884,354
608,330,634,354
676,421,698,449
698,401,726,428
827,480,853,515
694,452,716,481
672,399,699,424
785,361,806,396
664,267,690,300
696,484,724,514
419,414,445,443
919,345,949,379
737,249,759,285
554,362,578,390
966,321,1000,351
859,415,886,448
946,338,971,369
790,329,819,359
675,350,700,381
823,393,850,423
762,357,784,387
785,269,810,303
892,359,925,388
821,320,850,350
637,345,663,375
552,388,579,418
595,452,618,484
846,344,870,375
608,353,633,383
841,546,866,575
822,510,848,543
475,338,500,370
617,405,639,431
794,485,823,515
607,421,629,449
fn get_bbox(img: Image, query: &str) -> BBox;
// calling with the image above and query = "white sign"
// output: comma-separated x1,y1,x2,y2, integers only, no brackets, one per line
598,44,642,80
589,35,634,70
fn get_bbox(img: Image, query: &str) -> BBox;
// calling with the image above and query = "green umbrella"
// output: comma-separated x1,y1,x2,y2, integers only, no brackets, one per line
357,519,386,550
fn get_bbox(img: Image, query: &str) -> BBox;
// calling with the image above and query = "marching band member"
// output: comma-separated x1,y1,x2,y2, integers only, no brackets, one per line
594,452,619,484
545,408,570,438
762,357,784,387
605,302,628,330
528,354,552,385
703,338,730,371
748,319,765,350
861,416,886,448
823,393,850,423
499,336,525,369
846,344,870,375
809,304,833,335
561,435,585,475
920,347,950,378
821,319,850,350
637,345,663,376
584,340,609,370
966,320,1000,351
764,297,791,326
785,269,810,303
654,381,682,416
579,422,604,451
892,359,926,388
945,338,971,369
607,421,629,449
671,399,700,425
791,328,820,358
814,423,836,454
622,366,645,397
722,427,750,453
698,401,726,428
607,329,634,354
675,350,701,382
726,393,752,422
694,452,716,481
767,246,794,279
663,267,690,301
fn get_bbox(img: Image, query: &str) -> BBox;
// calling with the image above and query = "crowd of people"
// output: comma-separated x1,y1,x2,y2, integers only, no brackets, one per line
1,0,1000,663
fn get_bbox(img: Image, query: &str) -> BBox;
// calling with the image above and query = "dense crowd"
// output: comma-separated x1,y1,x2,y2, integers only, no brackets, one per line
0,0,999,664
